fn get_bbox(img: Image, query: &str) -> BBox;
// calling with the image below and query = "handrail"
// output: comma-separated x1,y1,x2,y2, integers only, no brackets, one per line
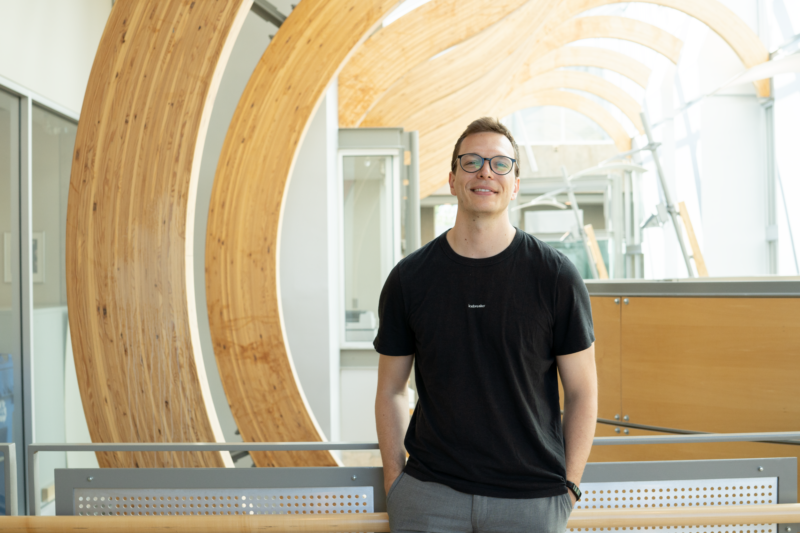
2,505,800,531
596,417,800,446
27,437,800,515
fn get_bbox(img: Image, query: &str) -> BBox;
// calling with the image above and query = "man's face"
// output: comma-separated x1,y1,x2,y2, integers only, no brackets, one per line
449,132,520,217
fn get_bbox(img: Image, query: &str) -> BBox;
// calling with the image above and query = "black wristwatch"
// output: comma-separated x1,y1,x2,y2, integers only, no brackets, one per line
565,480,582,501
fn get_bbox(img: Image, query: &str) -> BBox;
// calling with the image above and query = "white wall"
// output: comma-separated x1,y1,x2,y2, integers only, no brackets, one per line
279,86,341,441
0,0,111,114
194,10,340,448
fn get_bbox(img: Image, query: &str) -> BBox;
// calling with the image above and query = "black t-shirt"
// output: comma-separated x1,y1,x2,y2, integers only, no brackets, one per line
373,228,594,499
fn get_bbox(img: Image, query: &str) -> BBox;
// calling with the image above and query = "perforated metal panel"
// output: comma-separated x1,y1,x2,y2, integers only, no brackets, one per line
569,477,778,532
74,487,374,516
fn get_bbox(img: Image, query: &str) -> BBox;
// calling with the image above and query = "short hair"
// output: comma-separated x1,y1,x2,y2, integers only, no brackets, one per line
450,117,521,178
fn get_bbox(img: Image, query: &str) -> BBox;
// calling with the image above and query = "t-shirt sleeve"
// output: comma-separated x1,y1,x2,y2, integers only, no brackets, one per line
552,257,595,356
373,265,416,356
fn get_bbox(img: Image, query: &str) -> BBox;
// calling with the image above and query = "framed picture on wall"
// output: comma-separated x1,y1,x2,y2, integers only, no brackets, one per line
3,233,10,283
32,232,45,284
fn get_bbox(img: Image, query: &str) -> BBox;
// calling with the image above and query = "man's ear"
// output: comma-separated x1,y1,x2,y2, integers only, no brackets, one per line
448,171,456,195
511,176,520,200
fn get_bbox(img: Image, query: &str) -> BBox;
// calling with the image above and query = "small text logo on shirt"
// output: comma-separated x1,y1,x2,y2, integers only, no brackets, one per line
468,304,485,308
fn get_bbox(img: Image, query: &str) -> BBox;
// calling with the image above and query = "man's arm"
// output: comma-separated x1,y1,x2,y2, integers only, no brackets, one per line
376,353,414,495
557,343,598,506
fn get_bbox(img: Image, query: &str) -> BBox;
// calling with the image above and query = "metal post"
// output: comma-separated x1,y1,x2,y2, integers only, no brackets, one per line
20,96,35,516
763,94,779,274
640,112,695,277
562,166,599,279
406,131,421,254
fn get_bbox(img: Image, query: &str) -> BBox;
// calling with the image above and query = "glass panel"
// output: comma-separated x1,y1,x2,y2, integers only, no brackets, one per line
0,88,21,515
342,155,392,343
31,105,79,513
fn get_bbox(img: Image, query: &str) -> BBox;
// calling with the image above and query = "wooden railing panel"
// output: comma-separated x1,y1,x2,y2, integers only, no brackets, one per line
588,296,800,480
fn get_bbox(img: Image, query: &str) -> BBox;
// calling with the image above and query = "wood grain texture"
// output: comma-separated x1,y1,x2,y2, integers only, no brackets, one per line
588,297,800,480
337,0,529,127
359,11,682,132
508,70,644,133
528,46,652,88
0,514,392,532
206,0,400,468
359,0,559,129
5,507,800,531
352,0,766,132
679,201,709,277
66,0,251,468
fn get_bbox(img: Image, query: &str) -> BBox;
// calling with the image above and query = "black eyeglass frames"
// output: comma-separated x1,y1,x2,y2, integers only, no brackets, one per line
457,153,516,175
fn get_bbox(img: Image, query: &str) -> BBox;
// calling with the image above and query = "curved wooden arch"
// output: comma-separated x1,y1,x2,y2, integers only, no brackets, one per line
66,0,252,467
338,0,529,128
511,70,644,133
375,16,679,138
356,0,559,128
205,0,399,467
349,0,768,129
528,46,652,89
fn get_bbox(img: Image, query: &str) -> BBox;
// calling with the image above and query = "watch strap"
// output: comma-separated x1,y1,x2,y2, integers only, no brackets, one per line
565,480,582,501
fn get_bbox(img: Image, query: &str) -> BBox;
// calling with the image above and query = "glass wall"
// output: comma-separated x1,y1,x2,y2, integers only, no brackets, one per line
342,154,395,344
0,88,21,516
31,105,78,511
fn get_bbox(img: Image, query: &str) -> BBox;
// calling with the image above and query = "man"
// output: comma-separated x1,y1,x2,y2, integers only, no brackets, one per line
374,117,597,533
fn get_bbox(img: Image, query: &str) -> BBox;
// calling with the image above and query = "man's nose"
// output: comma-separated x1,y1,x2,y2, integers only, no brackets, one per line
478,160,495,178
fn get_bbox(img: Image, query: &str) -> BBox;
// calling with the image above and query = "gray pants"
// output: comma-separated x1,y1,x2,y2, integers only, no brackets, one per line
386,472,573,533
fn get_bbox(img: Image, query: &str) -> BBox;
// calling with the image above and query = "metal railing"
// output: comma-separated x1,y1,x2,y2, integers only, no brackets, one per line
17,433,800,517
0,443,16,516
27,442,379,516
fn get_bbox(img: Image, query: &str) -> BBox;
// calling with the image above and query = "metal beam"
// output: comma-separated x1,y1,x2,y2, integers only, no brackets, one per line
251,0,286,27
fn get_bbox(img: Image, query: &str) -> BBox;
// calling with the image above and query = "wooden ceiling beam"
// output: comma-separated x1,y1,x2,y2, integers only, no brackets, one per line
388,16,678,139
528,46,652,89
509,70,644,133
337,0,530,127
358,0,560,128
206,0,400,467
66,0,253,468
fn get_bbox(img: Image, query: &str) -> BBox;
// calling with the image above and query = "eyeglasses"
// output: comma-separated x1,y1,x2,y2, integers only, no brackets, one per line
458,153,516,175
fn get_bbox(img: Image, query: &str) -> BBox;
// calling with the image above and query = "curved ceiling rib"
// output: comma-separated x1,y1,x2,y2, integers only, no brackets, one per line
206,0,400,467
349,0,768,132
528,46,652,89
338,0,531,127
66,0,251,468
358,0,561,128
378,16,680,138
509,70,644,133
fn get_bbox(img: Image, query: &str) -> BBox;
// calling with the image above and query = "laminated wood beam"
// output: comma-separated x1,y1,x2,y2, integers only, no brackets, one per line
508,70,644,133
66,0,252,467
355,0,767,131
365,16,681,136
206,0,400,467
359,0,560,128
528,46,652,89
337,0,530,127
